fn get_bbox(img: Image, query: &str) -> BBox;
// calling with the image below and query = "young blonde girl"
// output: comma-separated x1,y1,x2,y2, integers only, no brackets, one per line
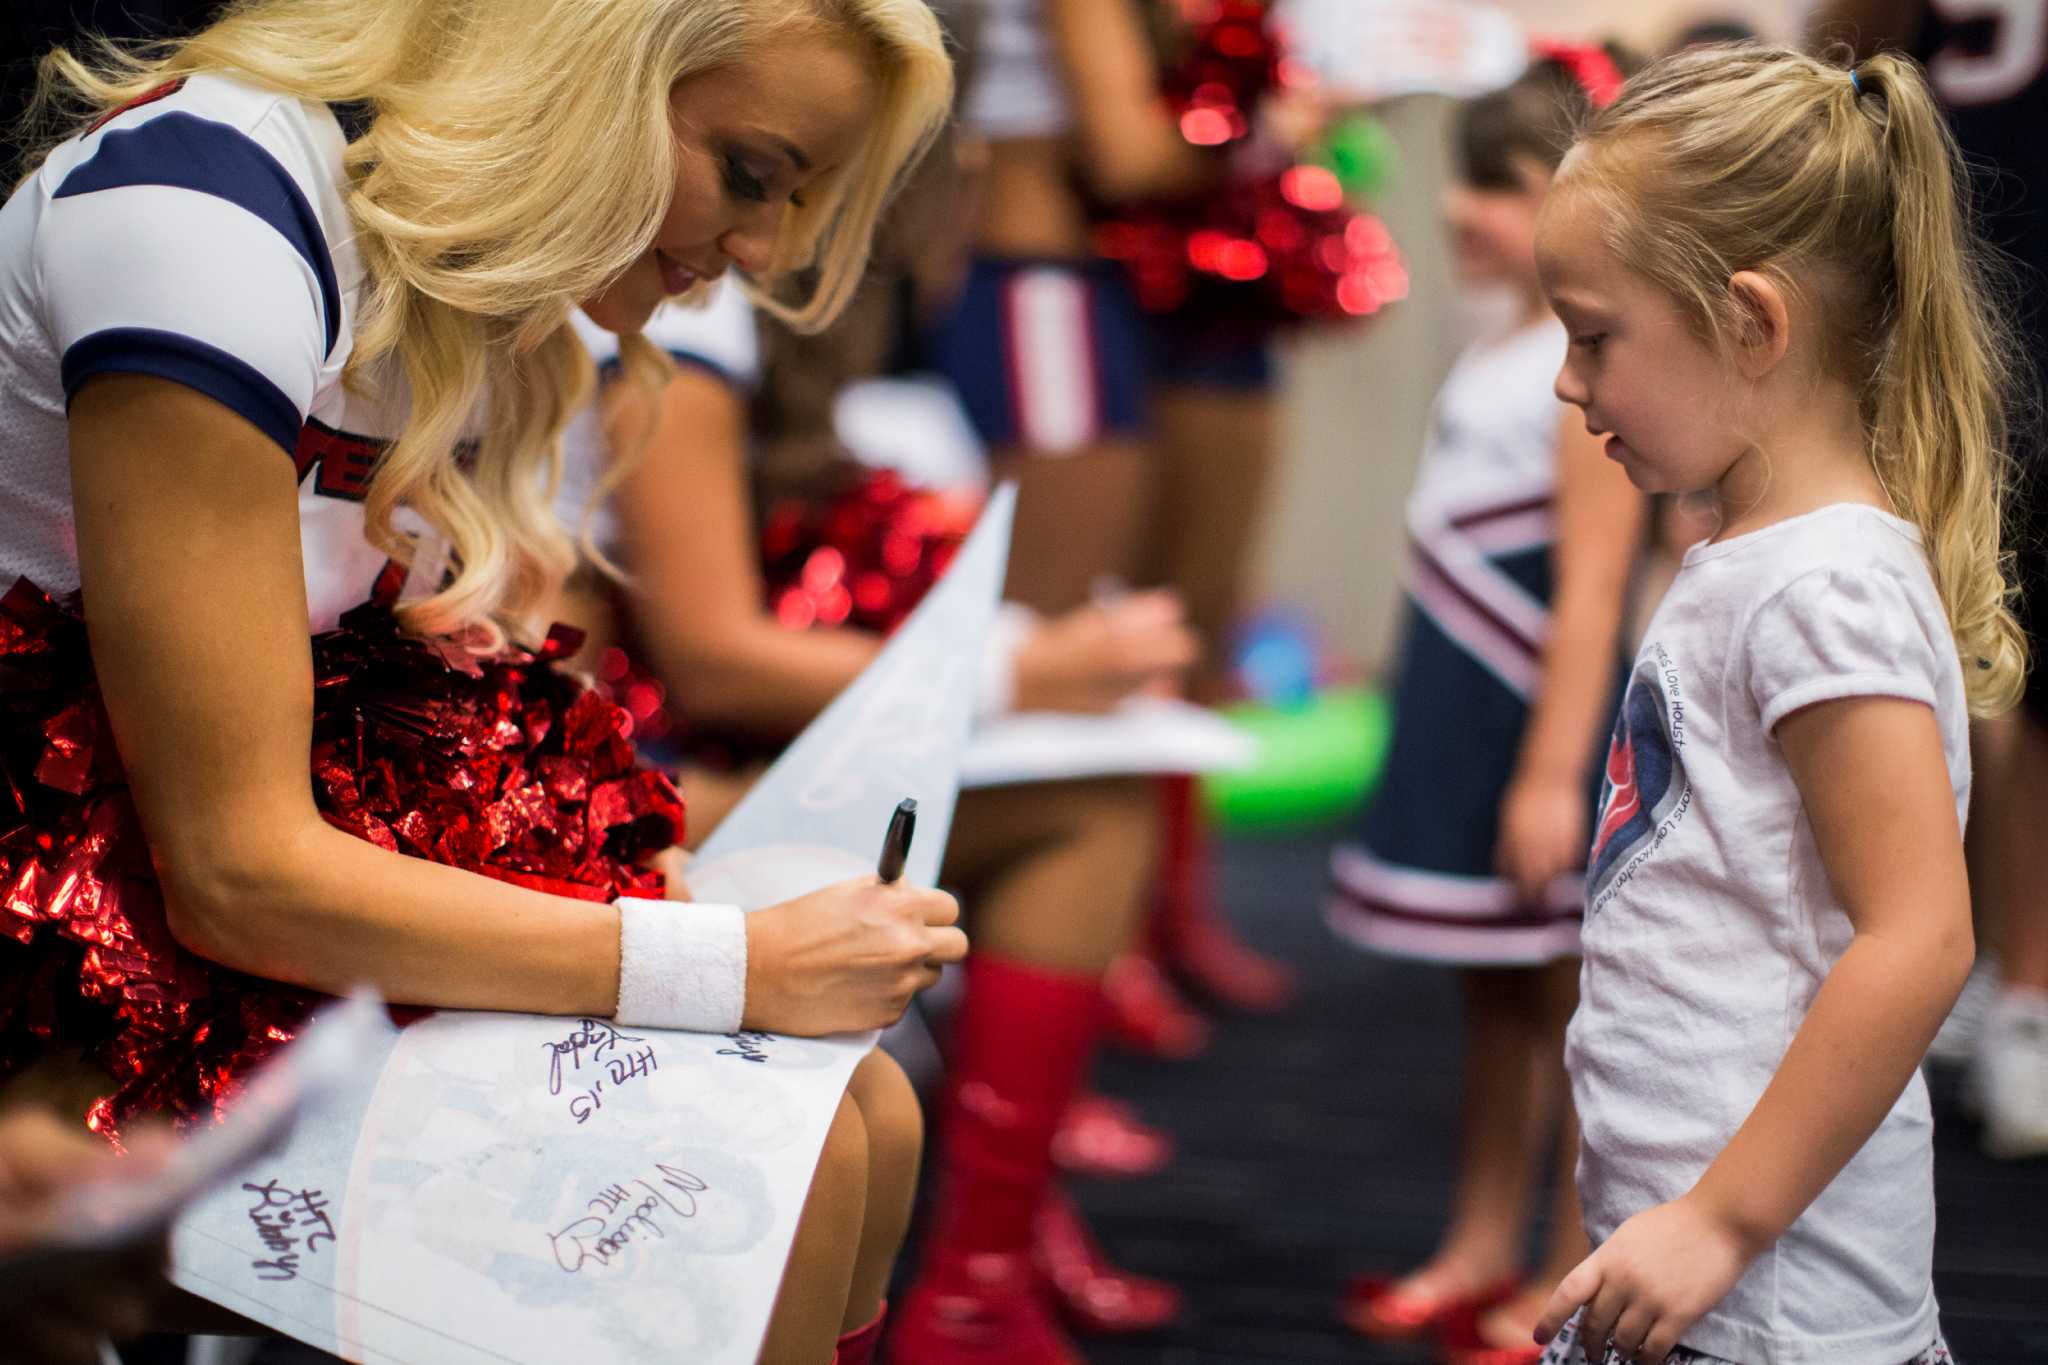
1530,43,2019,1365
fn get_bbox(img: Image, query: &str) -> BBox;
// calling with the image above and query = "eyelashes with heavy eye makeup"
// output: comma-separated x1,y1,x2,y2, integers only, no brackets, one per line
721,151,806,208
721,152,771,204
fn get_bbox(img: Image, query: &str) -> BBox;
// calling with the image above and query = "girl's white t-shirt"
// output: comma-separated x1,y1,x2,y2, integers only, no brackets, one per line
1572,503,1967,1365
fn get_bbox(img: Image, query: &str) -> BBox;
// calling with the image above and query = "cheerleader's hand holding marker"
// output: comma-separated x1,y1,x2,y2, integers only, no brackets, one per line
619,800,961,1038
738,876,964,1037
615,873,962,1039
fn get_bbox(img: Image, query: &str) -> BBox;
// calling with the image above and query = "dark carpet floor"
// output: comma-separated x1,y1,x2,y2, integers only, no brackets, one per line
1058,829,2048,1365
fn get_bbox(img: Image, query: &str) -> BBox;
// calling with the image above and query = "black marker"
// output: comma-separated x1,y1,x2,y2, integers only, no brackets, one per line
877,798,917,884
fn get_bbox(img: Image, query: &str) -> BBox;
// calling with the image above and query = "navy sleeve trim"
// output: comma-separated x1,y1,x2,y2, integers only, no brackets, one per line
595,350,744,389
62,327,304,455
56,111,343,359
668,350,745,388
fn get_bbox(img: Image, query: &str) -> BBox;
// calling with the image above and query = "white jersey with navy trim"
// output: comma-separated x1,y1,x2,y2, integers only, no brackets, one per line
961,0,1072,140
557,283,760,550
1398,319,1567,699
0,73,447,631
569,280,761,388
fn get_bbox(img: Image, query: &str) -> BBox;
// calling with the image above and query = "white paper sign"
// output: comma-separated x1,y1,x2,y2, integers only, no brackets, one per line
168,487,1016,1364
1275,0,1527,101
961,697,1257,789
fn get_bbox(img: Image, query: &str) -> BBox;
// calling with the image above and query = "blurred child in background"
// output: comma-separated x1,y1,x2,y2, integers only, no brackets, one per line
1327,46,1644,1363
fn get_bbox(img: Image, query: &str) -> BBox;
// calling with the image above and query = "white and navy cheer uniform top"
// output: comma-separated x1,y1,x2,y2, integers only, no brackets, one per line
1,72,761,1039
555,282,763,551
1328,319,1592,967
0,73,450,632
961,0,1073,140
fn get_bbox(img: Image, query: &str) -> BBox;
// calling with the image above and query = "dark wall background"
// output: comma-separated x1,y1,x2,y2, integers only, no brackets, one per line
2,2,221,167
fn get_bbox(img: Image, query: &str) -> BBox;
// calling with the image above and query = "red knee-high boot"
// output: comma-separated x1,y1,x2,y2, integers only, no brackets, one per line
1101,949,1213,1059
1152,773,1296,1012
1051,1092,1174,1178
833,1302,887,1365
1034,1184,1182,1335
891,955,1101,1365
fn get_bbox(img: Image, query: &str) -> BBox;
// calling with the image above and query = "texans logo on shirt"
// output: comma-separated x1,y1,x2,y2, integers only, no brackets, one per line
294,417,381,500
1587,651,1689,910
293,419,481,502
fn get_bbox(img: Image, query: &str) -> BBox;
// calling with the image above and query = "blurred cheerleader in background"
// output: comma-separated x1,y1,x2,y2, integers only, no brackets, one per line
546,106,1204,1363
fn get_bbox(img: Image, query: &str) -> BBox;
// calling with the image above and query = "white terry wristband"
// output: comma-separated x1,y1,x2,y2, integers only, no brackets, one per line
614,898,748,1033
977,601,1040,718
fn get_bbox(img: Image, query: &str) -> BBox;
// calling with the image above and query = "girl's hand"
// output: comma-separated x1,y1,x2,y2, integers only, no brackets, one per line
742,877,966,1035
1535,1195,1753,1364
1495,769,1586,905
1011,590,1199,714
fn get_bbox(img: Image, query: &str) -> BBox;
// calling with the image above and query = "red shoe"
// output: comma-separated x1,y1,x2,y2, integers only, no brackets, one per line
1438,1300,1545,1365
1103,952,1212,1059
892,1251,1083,1365
833,1300,887,1365
894,955,1104,1365
1340,1272,1520,1343
1034,1187,1182,1335
1153,774,1297,1013
1052,1094,1175,1178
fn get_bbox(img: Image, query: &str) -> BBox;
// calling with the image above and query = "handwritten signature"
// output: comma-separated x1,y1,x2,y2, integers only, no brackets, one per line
243,1179,336,1282
716,1030,775,1064
543,1019,646,1096
566,1043,660,1124
548,1164,710,1274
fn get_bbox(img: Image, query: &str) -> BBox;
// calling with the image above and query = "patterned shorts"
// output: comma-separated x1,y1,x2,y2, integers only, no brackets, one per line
1534,1313,1956,1365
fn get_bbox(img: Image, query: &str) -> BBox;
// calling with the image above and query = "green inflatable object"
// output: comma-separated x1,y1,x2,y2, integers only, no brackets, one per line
1201,686,1392,833
1313,113,1399,201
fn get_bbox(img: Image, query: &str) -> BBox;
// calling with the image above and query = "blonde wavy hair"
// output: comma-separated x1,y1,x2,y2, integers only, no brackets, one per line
23,0,952,648
1561,43,2028,715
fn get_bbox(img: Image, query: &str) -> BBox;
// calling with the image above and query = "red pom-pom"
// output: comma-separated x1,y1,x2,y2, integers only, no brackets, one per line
758,471,979,637
0,581,686,1140
1095,0,1408,337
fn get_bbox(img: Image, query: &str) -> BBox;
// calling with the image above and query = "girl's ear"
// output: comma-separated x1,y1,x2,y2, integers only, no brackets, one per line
1726,270,1792,379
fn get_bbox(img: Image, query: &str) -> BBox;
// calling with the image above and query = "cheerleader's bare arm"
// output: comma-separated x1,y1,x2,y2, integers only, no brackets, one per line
67,374,963,1033
611,367,888,736
1045,0,1215,201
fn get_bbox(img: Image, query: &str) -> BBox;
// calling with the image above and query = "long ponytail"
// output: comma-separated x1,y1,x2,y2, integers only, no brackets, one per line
1569,44,2027,714
1855,51,2027,712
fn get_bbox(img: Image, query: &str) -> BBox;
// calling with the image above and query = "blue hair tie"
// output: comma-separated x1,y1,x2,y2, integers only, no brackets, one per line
1849,68,1864,95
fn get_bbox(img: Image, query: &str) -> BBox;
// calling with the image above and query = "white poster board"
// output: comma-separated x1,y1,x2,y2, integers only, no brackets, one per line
168,488,1016,1364
1275,0,1527,101
961,697,1257,788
